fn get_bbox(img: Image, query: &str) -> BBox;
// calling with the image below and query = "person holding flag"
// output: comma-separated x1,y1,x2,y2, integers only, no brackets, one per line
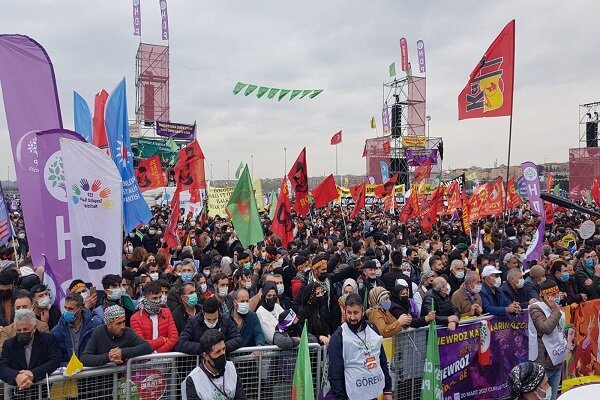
327,293,393,400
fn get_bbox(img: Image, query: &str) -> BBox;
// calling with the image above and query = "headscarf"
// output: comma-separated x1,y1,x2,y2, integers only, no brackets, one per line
368,286,390,309
392,280,411,311
342,278,358,295
104,305,125,324
260,282,278,312
508,361,545,399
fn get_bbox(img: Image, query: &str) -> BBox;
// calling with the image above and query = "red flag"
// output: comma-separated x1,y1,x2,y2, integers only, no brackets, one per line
383,186,397,215
546,172,553,193
374,173,398,198
271,177,295,248
400,186,420,223
92,89,109,150
507,177,522,209
350,183,366,219
312,174,338,208
483,177,504,217
458,20,515,120
545,201,555,225
164,188,181,250
136,155,166,192
288,148,310,216
362,143,367,158
445,181,462,215
469,184,489,222
479,320,492,366
383,140,391,156
422,187,444,232
591,177,600,208
413,159,432,183
174,141,206,202
330,130,342,145
569,184,581,200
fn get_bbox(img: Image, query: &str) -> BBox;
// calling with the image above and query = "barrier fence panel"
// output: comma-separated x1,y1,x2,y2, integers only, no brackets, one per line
392,326,429,400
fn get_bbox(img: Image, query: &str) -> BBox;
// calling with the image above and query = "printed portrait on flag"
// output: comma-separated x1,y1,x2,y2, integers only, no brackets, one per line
135,155,165,192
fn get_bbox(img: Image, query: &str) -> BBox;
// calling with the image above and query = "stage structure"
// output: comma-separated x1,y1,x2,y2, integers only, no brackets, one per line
569,102,600,191
135,43,170,127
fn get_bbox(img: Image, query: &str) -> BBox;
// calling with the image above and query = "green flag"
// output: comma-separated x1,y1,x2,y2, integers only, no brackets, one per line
586,190,593,205
422,300,443,400
267,88,280,99
257,86,270,98
289,89,303,101
226,165,264,248
135,229,144,240
300,89,313,99
166,137,179,153
553,184,560,196
278,89,292,101
291,321,315,400
389,62,396,77
233,82,247,95
235,161,244,180
309,89,323,99
244,84,258,96
268,189,278,220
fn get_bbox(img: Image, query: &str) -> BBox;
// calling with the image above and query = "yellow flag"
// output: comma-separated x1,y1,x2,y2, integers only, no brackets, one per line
370,116,376,129
64,353,83,377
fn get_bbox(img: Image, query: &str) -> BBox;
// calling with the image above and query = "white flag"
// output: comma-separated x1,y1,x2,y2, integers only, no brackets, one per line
60,138,123,289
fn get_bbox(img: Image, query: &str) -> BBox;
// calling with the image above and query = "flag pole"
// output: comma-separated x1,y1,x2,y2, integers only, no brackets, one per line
335,144,339,186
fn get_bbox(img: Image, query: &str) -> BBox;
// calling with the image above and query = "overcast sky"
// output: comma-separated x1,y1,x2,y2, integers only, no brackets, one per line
1,1,599,181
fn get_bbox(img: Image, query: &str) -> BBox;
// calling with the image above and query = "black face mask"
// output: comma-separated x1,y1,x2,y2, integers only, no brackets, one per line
209,354,227,372
16,331,32,346
412,257,419,264
318,273,328,282
264,297,277,311
0,289,12,299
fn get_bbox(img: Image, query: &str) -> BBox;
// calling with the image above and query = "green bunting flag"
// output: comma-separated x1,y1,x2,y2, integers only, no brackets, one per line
244,84,258,96
267,88,280,99
233,82,247,95
289,89,303,101
226,165,264,248
135,229,145,240
235,161,244,180
389,62,396,77
278,89,292,101
166,137,179,153
291,321,315,400
268,189,278,220
422,299,443,400
300,89,313,99
308,89,323,99
257,86,269,98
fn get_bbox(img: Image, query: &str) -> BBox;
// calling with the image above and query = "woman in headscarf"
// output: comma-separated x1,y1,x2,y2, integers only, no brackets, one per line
389,280,436,329
367,286,412,338
337,278,358,325
299,282,331,346
255,281,284,345
508,361,550,400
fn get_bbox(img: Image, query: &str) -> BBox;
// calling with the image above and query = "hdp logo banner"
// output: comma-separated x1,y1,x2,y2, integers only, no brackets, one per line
105,78,152,232
60,138,123,290
458,20,514,120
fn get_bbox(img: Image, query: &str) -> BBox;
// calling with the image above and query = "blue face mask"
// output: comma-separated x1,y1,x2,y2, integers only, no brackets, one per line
380,299,392,311
585,259,595,269
63,310,77,323
243,262,252,270
181,273,194,283
554,298,562,306
561,273,570,282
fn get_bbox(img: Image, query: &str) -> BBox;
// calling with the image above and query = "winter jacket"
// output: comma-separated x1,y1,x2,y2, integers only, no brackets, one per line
523,276,543,302
420,289,460,326
529,304,563,370
232,311,265,348
574,265,600,299
175,313,241,355
382,269,414,297
367,307,404,338
172,304,203,334
556,277,583,306
450,285,482,318
130,307,179,353
81,326,152,367
480,283,511,316
51,309,103,365
500,282,530,310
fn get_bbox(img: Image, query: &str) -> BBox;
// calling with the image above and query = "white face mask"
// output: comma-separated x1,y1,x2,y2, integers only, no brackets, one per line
494,277,502,288
237,302,249,315
244,281,252,290
36,295,51,309
276,284,285,296
454,271,465,280
203,268,211,277
80,291,89,301
150,272,159,281
199,283,207,293
541,386,552,400
160,294,168,305
376,269,382,278
472,283,482,293
516,278,525,289
218,287,228,297
18,233,25,240
108,288,123,300
205,320,217,329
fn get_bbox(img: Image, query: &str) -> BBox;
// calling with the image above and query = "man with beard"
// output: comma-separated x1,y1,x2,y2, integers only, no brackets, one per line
328,293,393,400
81,305,152,367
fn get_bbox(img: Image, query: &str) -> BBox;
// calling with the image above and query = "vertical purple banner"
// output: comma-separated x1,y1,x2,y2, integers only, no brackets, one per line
0,35,62,268
521,161,546,262
382,105,390,135
133,0,141,36
417,40,426,73
159,0,169,40
438,314,528,400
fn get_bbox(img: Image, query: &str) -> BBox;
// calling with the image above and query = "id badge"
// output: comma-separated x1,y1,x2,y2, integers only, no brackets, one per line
365,356,378,370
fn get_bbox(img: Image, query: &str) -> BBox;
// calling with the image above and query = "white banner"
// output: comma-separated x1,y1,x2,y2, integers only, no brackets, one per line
60,138,123,289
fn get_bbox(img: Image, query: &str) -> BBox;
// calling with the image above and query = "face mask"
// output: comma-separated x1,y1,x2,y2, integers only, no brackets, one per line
16,331,32,346
177,225,183,230
128,233,135,238
376,269,382,278
585,259,595,269
190,221,196,227
341,294,348,302
148,230,156,235
454,271,465,280
218,287,228,297
276,284,285,296
186,293,198,307
237,302,249,315
412,257,419,264
561,273,570,282
18,233,25,240
318,273,328,282
541,386,552,400
380,299,392,311
472,284,482,293
106,288,123,301
243,262,252,270
36,296,51,309
181,273,194,283
63,310,77,323
143,299,162,315
203,268,211,277
157,230,162,235
554,297,561,306
401,269,412,276
244,281,252,290
494,277,502,288
160,294,168,305
150,272,159,281
126,245,134,254
81,291,89,301
199,283,207,293
516,278,525,289
209,354,227,372
265,297,277,310
205,319,218,329
358,282,364,290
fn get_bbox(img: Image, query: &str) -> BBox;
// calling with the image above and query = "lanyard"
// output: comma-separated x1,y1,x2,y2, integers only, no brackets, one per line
353,326,371,356
203,363,229,400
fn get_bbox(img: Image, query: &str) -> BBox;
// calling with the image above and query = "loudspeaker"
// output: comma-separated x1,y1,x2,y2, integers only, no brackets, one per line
391,104,402,138
390,157,409,186
586,122,598,147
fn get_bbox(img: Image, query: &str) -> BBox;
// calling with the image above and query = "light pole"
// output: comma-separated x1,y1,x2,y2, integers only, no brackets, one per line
426,115,431,138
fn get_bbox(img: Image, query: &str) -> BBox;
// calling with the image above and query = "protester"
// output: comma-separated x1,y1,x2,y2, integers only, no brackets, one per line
414,270,435,314
298,282,331,345
181,329,246,400
447,259,466,295
451,270,483,318
172,282,202,334
508,361,550,400
29,284,61,330
481,265,520,316
550,259,586,305
94,274,136,325
328,293,393,400
81,305,153,367
255,281,285,344
366,286,411,337
500,268,533,310
574,248,600,299
230,288,265,348
420,277,460,331
523,265,547,302
69,279,98,311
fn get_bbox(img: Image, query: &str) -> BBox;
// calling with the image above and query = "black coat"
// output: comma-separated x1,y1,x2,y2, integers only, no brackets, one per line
0,330,61,385
175,313,242,355
420,289,460,326
382,269,414,297
172,304,203,334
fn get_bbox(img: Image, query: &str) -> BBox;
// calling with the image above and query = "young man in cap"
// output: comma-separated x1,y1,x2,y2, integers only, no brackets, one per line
480,265,520,316
508,361,550,400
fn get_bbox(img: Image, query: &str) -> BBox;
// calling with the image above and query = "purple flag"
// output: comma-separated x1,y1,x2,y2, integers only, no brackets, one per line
0,35,62,267
382,105,390,135
133,0,141,36
416,40,426,73
159,0,169,40
405,148,438,166
521,161,545,262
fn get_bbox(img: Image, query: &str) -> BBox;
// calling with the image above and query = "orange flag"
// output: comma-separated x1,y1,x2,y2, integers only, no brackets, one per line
413,159,432,183
507,177,522,210
400,186,420,223
445,181,462,215
484,177,505,217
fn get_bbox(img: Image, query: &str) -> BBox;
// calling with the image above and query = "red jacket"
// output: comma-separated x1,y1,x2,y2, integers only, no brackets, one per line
131,307,179,353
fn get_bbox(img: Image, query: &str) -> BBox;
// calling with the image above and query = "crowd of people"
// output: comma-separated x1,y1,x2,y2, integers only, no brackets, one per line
0,194,596,399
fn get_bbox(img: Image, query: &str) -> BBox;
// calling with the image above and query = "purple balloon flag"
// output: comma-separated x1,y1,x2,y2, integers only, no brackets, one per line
521,161,545,263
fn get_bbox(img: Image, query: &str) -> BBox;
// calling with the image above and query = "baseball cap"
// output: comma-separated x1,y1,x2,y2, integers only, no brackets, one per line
481,265,502,278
